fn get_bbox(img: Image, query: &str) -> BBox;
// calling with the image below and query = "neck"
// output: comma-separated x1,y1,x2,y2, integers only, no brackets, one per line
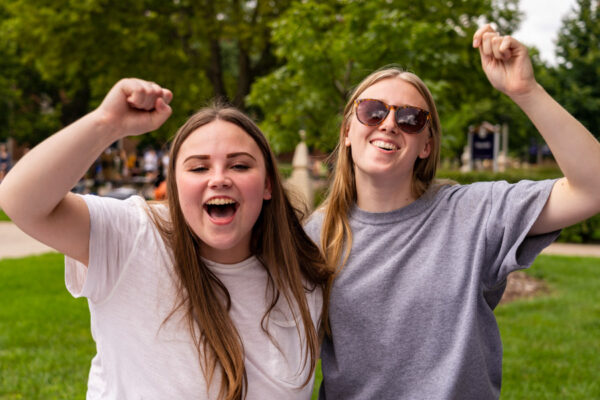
354,169,417,212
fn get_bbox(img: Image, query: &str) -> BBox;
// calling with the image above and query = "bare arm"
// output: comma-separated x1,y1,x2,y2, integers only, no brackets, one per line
0,79,172,265
473,25,600,235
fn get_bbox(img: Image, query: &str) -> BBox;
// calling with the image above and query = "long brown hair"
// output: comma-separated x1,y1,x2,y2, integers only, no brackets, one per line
150,105,330,400
321,67,442,271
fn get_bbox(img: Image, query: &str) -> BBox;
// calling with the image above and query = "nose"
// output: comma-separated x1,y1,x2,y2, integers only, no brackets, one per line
379,107,399,134
208,168,232,189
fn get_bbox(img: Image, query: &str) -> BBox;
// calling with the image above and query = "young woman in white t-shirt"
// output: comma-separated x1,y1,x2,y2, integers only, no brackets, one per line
0,79,331,399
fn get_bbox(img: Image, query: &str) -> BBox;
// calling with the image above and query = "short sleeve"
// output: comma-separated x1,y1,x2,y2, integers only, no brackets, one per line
65,195,148,303
482,179,560,287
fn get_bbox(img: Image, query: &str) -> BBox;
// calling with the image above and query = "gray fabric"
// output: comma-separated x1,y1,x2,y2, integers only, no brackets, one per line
305,179,559,400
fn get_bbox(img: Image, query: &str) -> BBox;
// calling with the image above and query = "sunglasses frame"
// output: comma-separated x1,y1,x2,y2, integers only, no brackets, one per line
354,98,431,134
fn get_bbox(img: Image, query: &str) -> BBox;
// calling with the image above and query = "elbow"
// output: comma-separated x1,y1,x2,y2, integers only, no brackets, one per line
576,185,600,218
585,183,600,215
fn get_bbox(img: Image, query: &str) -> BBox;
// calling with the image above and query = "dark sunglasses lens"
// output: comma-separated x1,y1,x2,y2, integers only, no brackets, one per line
357,100,388,126
396,107,428,133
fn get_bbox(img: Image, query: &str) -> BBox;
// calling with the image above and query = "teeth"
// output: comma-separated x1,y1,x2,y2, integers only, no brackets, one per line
371,140,398,151
205,198,236,205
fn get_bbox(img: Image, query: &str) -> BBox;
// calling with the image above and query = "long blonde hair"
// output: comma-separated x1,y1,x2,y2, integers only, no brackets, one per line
321,67,442,271
151,105,330,400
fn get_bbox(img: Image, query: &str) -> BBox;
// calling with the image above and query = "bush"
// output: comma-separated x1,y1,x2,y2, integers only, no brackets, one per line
557,214,600,244
436,168,562,184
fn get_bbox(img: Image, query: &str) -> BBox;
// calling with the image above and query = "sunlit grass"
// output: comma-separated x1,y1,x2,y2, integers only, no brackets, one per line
0,253,93,400
0,209,10,221
1,254,598,399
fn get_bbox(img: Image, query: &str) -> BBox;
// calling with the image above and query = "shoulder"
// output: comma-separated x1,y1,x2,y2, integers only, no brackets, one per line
303,209,325,242
81,194,169,239
431,179,557,218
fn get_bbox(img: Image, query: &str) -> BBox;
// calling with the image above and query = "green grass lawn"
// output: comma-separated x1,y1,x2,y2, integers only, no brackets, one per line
0,209,10,221
1,253,598,399
497,255,600,399
0,253,94,400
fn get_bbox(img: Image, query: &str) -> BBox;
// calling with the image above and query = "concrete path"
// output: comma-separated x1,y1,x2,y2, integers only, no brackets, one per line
0,221,56,260
541,242,600,258
1,221,600,260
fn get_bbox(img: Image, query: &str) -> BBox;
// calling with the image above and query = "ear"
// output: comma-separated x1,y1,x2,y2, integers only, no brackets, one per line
418,136,432,159
263,177,272,200
344,126,351,147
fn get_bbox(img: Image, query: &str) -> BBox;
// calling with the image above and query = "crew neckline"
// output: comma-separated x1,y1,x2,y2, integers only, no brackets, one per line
350,184,448,225
202,255,258,273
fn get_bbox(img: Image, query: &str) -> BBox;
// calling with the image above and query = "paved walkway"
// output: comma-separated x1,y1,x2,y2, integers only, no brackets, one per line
1,221,600,260
0,222,56,259
540,242,600,258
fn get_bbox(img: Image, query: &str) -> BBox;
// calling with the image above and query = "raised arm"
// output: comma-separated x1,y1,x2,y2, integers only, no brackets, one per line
0,79,172,265
473,24,600,235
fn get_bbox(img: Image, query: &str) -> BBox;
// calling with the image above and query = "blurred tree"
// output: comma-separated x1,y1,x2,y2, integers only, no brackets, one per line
0,0,290,145
553,0,599,139
0,2,61,144
247,0,527,156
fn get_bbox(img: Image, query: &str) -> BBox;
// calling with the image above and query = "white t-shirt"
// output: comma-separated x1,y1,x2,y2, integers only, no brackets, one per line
66,195,322,399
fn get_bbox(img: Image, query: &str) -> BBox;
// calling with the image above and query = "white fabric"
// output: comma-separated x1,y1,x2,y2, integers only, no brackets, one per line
65,194,321,399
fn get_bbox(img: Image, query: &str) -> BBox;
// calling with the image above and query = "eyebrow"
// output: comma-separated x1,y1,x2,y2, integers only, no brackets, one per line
183,152,257,163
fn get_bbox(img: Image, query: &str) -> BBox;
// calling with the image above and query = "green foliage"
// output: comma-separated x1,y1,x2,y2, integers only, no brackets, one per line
0,0,291,146
278,162,293,178
248,0,528,155
436,167,563,184
552,0,600,139
558,214,600,244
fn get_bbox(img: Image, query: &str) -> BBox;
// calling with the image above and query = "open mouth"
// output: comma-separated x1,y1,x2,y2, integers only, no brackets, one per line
370,140,399,151
204,197,239,221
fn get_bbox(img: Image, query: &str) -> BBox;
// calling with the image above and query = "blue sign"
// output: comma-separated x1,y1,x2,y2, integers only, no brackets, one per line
472,132,495,160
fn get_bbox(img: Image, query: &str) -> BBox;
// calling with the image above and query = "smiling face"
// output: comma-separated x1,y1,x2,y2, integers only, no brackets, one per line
345,77,432,187
175,120,271,264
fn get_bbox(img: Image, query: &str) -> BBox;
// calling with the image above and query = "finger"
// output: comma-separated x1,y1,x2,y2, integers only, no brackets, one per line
140,81,159,110
150,97,173,129
155,97,172,115
162,89,173,105
481,31,499,57
498,35,516,60
125,79,151,110
145,82,172,110
473,23,496,47
127,80,161,111
491,36,506,60
144,82,173,110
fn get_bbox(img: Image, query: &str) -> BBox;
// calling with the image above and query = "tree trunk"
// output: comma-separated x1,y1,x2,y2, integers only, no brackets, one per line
233,46,251,109
207,38,227,102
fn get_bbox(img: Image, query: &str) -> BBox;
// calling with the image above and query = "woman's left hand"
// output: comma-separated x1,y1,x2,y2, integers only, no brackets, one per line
473,24,537,99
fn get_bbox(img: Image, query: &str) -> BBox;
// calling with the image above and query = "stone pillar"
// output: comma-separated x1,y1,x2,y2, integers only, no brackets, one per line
286,130,314,210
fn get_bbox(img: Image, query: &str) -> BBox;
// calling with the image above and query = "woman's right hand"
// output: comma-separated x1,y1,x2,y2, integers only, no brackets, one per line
95,78,173,138
0,78,172,266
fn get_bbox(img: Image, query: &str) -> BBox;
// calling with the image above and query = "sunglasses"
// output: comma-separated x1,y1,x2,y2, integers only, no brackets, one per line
354,99,431,134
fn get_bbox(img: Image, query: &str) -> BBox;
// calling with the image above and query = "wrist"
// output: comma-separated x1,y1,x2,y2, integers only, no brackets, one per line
87,109,126,142
508,82,545,108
